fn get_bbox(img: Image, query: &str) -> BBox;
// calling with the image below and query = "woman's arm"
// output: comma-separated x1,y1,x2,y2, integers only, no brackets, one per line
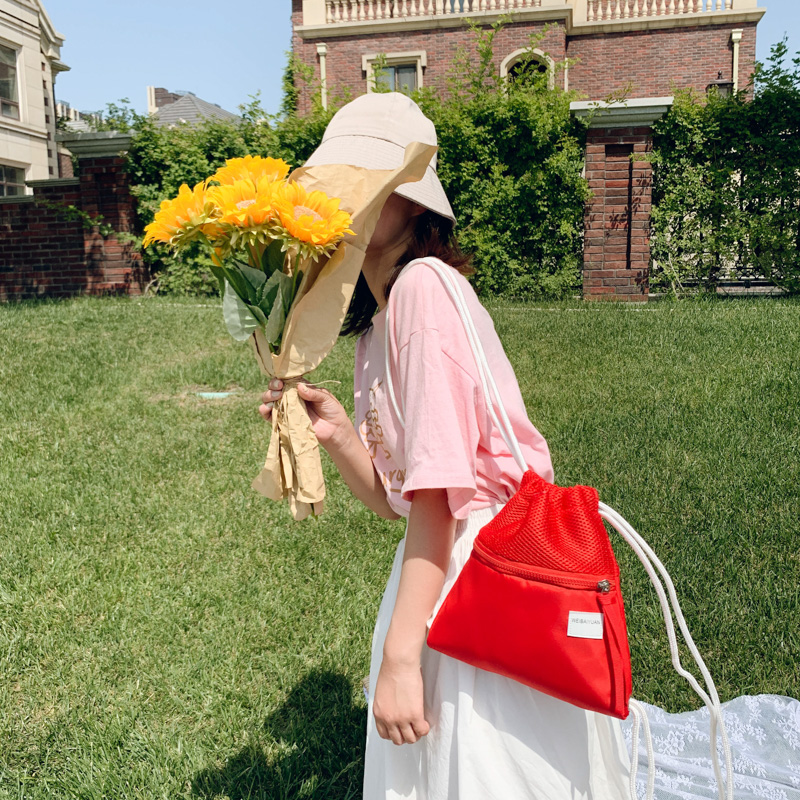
324,418,401,520
372,488,457,745
260,380,400,520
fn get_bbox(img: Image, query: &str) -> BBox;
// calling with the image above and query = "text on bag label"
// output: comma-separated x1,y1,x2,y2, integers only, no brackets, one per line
567,611,604,640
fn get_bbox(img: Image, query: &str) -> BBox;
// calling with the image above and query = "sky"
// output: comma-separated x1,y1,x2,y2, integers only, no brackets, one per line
45,0,800,118
45,0,294,117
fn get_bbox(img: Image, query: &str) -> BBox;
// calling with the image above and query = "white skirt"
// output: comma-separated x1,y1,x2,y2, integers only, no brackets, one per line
363,505,632,800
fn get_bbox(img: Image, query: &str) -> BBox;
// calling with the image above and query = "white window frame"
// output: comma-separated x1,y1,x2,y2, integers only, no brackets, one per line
0,40,21,121
0,160,28,197
500,48,555,91
362,51,427,94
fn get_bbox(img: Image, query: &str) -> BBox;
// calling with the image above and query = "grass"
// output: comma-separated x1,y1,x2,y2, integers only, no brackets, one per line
0,295,798,799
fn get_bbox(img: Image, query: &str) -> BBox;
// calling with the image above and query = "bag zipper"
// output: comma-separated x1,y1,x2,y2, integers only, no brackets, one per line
472,540,614,593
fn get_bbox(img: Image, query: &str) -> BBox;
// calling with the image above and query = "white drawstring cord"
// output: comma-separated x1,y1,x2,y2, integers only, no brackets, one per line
599,504,733,800
629,699,655,800
384,258,732,800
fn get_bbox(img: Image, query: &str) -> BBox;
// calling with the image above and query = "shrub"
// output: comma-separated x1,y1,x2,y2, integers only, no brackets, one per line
650,39,800,295
122,33,587,299
418,21,589,298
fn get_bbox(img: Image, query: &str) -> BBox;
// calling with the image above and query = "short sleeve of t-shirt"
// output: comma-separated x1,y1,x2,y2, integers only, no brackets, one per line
387,264,483,519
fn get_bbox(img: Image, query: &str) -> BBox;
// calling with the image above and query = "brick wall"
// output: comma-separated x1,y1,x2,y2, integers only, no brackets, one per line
292,16,757,113
293,18,567,114
568,21,758,100
583,126,652,301
0,143,144,301
58,148,74,179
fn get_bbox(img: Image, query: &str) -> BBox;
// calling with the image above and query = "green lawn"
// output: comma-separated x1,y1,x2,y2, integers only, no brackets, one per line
1,296,798,799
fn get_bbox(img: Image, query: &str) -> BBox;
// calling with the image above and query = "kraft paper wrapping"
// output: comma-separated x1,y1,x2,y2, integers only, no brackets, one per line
250,141,438,520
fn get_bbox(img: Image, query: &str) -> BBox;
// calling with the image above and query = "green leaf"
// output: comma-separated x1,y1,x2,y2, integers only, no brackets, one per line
226,265,261,305
219,265,250,304
208,264,227,297
265,291,286,351
248,303,268,328
262,239,286,276
284,269,303,319
238,261,267,289
264,272,293,350
222,280,258,341
257,270,283,315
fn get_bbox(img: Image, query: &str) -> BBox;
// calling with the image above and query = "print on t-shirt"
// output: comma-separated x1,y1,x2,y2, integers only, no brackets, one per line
359,378,405,495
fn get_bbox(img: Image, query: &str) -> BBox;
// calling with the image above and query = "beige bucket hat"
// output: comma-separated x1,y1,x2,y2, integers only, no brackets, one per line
303,92,456,224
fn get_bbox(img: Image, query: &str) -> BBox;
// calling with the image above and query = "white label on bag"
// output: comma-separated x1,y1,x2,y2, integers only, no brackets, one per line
567,611,604,639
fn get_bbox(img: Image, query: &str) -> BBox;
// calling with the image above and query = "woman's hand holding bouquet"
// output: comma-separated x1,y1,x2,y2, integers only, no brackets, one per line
144,144,437,520
260,378,350,449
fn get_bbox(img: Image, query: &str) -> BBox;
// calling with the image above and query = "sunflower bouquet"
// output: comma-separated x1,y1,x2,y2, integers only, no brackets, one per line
144,145,437,520
143,156,354,353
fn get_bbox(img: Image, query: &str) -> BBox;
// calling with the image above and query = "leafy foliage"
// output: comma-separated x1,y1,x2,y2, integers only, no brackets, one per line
34,197,115,237
417,22,589,298
650,39,800,294
120,35,586,299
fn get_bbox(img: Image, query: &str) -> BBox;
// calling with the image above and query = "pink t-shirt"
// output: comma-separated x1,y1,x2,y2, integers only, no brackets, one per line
354,259,554,520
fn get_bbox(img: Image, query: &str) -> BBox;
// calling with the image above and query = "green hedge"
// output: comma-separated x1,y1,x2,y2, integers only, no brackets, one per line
417,22,589,298
118,24,588,299
650,39,800,295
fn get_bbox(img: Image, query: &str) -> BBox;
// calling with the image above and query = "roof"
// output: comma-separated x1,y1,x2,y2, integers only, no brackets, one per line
154,94,240,127
63,118,94,133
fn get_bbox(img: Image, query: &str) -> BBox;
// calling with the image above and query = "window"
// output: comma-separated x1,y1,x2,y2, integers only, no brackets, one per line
376,64,417,94
363,52,426,95
0,44,20,120
0,165,26,196
500,48,555,91
508,58,549,84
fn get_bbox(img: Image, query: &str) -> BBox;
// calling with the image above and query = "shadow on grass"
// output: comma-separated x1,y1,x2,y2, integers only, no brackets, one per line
191,669,366,800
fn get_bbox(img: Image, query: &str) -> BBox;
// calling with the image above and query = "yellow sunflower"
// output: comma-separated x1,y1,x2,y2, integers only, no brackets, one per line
208,177,279,228
210,155,291,186
272,181,354,259
143,182,219,248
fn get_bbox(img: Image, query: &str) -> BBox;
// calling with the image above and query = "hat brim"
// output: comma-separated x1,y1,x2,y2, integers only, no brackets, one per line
304,134,456,225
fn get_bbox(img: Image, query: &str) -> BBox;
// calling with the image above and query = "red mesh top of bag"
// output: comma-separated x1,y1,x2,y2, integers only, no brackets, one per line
476,470,619,576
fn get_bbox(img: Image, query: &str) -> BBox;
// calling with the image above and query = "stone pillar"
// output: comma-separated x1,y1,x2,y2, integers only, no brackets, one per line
583,127,652,300
571,98,673,302
57,132,145,296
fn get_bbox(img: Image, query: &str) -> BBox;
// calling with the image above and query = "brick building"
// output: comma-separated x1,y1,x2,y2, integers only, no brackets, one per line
291,0,765,299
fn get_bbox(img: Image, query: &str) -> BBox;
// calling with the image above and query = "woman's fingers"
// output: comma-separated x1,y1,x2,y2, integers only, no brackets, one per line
378,721,407,746
297,381,330,404
399,723,420,745
260,379,329,407
259,378,285,419
374,713,429,746
261,379,284,405
375,718,403,745
414,718,430,738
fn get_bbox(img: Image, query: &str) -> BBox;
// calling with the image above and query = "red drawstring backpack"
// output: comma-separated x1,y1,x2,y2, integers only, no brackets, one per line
427,469,632,719
384,258,734,800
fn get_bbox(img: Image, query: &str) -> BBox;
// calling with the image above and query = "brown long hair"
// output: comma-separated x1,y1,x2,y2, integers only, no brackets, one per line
341,210,472,337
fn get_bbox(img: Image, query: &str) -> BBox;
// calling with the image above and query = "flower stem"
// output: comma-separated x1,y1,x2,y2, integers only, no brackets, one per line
247,241,261,270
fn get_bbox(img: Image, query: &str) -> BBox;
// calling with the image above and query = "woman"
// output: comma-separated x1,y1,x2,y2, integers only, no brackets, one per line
260,92,630,800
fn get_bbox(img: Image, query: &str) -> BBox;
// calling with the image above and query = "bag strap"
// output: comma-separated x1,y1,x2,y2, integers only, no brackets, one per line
384,257,733,800
384,258,529,473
